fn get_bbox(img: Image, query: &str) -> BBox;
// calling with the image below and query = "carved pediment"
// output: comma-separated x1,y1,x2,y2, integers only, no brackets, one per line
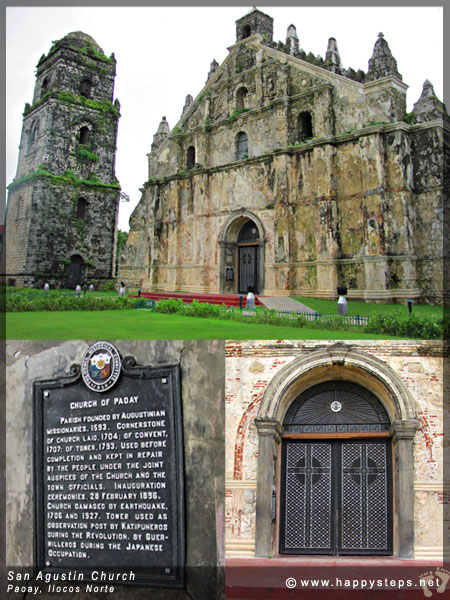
234,44,256,74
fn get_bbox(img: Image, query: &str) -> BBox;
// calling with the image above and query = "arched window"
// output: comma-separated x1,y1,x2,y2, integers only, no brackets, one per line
29,121,38,148
80,78,92,98
298,111,313,141
283,381,390,433
41,77,49,98
236,87,248,110
236,132,248,160
76,197,88,219
186,146,196,169
79,126,90,145
242,25,251,39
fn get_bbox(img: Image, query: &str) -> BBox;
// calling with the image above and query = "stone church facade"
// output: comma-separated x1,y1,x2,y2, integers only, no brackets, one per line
225,340,446,561
120,8,447,303
4,32,121,288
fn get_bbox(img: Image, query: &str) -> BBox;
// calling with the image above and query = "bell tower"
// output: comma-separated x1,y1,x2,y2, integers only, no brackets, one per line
235,8,274,43
4,32,121,288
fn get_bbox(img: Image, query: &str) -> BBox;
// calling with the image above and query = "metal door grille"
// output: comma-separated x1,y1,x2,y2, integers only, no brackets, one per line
280,440,392,555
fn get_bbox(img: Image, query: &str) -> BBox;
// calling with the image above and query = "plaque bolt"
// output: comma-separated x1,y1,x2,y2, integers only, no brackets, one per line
43,391,50,398
165,568,171,574
45,561,51,566
162,378,167,384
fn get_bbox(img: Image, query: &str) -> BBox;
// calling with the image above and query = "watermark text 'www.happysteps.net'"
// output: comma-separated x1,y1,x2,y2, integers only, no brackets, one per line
285,568,450,596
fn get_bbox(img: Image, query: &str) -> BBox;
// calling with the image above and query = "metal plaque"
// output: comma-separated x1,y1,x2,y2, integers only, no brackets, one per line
34,349,185,588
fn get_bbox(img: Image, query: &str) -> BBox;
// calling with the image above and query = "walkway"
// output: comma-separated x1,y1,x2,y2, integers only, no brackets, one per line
258,296,316,314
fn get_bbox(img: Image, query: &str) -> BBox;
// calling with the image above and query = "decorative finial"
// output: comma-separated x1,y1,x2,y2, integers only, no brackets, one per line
366,32,402,82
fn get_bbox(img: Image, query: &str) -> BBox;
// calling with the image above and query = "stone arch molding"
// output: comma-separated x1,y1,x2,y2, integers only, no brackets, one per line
219,209,266,244
258,345,416,423
218,210,267,294
254,344,420,559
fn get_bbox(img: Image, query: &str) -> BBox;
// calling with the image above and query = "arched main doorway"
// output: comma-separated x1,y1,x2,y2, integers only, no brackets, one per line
254,347,419,559
219,212,266,295
66,254,84,288
280,381,393,555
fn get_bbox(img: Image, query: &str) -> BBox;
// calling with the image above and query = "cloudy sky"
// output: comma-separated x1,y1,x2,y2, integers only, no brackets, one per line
5,5,444,231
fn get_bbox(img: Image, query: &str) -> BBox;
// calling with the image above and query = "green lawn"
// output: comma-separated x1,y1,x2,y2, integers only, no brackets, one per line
5,309,404,340
294,297,443,317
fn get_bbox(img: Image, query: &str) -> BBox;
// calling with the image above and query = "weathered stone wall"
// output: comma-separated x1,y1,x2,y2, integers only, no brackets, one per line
3,187,35,284
224,340,445,559
121,120,440,300
5,340,225,600
17,34,117,182
6,179,118,287
121,28,445,303
410,124,445,303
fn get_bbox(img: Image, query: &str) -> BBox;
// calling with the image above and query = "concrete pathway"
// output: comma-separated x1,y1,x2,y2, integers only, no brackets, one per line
258,296,316,314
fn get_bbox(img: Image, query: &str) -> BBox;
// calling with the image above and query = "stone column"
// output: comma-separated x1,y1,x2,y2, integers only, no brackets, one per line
254,418,282,557
219,240,226,294
257,239,266,295
390,419,420,558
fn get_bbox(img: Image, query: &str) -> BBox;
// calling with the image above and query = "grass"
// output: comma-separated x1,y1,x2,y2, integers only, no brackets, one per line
4,310,405,340
294,297,443,318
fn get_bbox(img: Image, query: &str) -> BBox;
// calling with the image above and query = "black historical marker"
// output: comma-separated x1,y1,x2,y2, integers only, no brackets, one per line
34,343,185,588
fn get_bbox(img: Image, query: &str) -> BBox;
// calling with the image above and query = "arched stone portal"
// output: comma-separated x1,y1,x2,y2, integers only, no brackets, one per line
65,254,84,288
254,346,419,559
219,211,266,294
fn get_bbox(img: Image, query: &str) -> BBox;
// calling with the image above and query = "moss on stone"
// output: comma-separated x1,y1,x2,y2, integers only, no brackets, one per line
77,44,114,65
75,145,99,162
23,91,51,115
229,107,250,122
8,164,120,191
58,90,120,118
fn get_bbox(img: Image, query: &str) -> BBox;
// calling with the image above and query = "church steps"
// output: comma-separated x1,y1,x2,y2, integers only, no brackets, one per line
129,291,264,308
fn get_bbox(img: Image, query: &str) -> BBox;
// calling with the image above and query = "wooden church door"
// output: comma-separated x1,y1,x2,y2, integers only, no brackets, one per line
66,255,83,288
238,246,258,294
237,220,259,294
280,439,392,555
279,381,393,556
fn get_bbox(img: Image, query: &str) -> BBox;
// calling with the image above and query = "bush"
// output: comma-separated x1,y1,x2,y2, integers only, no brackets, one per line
154,301,445,339
5,290,135,312
90,279,116,291
154,298,185,314
364,314,444,339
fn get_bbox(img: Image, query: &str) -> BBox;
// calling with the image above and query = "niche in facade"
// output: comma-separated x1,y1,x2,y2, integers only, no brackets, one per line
79,126,90,145
186,146,196,169
236,87,248,110
80,78,92,98
41,77,49,98
298,111,313,141
76,197,88,220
